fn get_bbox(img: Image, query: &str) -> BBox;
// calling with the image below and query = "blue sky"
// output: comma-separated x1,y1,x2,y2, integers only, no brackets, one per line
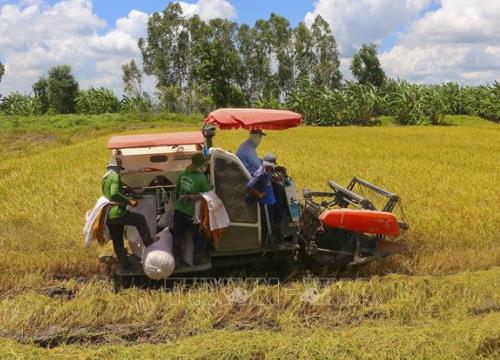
42,0,431,52
92,1,316,29
36,0,316,31
90,0,402,53
0,0,499,95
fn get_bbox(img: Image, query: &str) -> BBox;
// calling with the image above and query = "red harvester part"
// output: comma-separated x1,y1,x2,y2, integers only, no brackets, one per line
319,209,400,236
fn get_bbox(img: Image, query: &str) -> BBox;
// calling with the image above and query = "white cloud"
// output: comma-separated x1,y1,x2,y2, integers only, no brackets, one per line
0,0,147,95
380,0,500,84
404,0,500,45
88,10,148,56
179,0,236,21
305,0,433,56
0,0,237,96
306,0,500,84
115,9,150,37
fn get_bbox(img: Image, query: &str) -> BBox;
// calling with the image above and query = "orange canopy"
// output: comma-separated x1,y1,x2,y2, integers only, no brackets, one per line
204,108,303,130
107,131,204,149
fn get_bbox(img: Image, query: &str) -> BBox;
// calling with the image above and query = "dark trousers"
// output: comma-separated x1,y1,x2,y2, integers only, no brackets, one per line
262,203,284,243
274,182,290,230
107,212,153,261
269,203,283,231
172,210,205,258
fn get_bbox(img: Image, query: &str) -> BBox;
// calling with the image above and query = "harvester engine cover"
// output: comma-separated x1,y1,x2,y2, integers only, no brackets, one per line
319,209,400,237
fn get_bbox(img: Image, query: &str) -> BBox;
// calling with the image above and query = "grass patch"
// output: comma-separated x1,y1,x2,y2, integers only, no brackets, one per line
0,112,202,161
0,112,202,133
2,318,500,359
0,269,498,358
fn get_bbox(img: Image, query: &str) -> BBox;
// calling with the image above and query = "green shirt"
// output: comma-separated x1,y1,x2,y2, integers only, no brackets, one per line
174,170,212,216
101,171,130,219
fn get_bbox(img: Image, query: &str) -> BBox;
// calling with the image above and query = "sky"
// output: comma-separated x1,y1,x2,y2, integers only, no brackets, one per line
0,0,499,96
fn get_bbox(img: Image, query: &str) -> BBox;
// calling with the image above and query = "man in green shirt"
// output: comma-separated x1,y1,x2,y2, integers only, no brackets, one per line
102,156,153,268
173,153,212,265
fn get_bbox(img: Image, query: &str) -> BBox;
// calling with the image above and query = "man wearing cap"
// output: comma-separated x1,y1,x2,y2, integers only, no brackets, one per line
236,129,266,175
102,156,154,268
246,153,283,243
173,153,212,265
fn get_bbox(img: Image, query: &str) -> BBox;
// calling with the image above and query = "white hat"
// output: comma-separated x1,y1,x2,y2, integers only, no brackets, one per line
263,153,276,168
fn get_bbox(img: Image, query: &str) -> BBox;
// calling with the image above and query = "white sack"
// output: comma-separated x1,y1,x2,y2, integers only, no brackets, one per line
134,227,194,267
126,195,157,258
158,199,175,228
128,195,157,235
143,228,175,280
125,226,143,258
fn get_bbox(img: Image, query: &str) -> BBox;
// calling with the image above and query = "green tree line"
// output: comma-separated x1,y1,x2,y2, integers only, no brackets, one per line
0,63,152,116
285,80,500,125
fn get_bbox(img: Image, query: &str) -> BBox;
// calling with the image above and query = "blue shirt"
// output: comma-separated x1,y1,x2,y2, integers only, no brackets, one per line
246,165,276,205
236,139,261,175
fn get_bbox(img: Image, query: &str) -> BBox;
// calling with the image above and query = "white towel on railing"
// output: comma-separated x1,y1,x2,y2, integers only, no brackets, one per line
195,190,230,230
83,196,110,247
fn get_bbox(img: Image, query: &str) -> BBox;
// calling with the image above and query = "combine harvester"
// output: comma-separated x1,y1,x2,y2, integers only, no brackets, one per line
98,109,408,289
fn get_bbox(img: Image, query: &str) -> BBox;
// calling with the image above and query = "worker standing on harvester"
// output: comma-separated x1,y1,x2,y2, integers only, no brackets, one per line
173,153,212,266
236,129,266,175
246,153,283,244
102,156,154,269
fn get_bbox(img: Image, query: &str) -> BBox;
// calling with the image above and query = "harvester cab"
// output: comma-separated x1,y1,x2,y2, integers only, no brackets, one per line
100,108,408,288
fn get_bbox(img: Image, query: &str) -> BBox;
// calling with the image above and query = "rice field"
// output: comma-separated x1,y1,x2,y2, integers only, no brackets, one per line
0,114,498,358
